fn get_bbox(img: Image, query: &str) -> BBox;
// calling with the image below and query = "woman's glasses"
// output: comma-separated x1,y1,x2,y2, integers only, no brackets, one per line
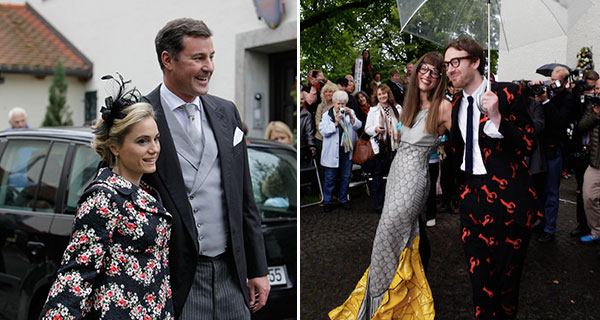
417,64,442,79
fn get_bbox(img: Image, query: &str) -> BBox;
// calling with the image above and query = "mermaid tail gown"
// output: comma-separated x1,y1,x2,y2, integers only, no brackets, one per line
330,110,439,320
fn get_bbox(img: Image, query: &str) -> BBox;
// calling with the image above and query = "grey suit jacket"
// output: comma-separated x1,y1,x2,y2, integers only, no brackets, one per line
142,85,268,316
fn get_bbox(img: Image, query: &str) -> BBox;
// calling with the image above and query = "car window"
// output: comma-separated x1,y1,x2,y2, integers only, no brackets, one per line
64,145,101,214
248,146,296,218
0,139,50,210
36,142,68,212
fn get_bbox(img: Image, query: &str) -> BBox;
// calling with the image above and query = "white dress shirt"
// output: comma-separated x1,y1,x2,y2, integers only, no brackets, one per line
458,78,503,175
160,83,203,134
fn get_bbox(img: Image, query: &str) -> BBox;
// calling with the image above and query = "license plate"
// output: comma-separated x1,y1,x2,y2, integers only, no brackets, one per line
267,265,288,286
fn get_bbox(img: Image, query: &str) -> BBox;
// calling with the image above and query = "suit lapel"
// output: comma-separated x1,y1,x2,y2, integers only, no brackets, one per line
145,86,198,248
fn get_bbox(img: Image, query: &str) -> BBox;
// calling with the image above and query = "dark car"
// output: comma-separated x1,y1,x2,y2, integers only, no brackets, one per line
0,128,296,320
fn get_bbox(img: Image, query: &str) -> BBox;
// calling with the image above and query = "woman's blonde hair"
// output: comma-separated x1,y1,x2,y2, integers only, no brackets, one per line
92,102,155,167
264,121,293,145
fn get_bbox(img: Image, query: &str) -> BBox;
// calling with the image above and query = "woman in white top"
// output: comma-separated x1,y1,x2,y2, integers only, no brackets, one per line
364,84,402,213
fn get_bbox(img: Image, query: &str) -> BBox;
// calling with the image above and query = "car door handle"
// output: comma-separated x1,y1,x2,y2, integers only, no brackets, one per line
27,241,45,256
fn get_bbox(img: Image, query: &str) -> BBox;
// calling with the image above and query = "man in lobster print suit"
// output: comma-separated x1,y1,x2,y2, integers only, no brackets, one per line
444,38,540,319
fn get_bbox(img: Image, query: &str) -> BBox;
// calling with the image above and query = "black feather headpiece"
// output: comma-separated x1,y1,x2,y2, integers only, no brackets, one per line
94,73,141,135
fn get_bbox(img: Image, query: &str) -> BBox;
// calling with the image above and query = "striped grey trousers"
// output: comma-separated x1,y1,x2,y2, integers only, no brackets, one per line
180,254,250,320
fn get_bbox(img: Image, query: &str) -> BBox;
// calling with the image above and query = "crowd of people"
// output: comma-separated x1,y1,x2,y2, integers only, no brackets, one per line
300,37,600,319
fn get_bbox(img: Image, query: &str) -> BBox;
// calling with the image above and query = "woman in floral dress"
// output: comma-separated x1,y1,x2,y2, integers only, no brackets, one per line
40,75,173,320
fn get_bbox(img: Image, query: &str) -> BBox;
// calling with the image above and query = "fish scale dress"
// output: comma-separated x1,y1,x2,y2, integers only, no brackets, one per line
330,109,439,320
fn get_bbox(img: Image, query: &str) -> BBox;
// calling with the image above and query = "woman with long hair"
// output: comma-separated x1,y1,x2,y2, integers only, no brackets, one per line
364,84,401,213
330,52,452,320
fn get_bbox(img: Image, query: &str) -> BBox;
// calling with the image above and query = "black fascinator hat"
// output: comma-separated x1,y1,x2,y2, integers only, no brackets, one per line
94,73,141,135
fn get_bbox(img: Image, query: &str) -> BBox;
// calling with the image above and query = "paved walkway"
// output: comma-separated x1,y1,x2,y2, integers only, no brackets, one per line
300,176,600,319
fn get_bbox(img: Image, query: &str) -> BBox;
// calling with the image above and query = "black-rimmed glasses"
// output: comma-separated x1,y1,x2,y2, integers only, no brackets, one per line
443,56,471,69
417,64,442,79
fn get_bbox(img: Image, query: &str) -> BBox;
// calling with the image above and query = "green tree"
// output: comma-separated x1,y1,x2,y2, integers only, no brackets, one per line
300,0,497,83
42,60,73,126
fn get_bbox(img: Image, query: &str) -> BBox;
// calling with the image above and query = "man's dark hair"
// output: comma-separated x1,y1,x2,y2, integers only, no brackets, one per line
336,77,348,87
445,37,486,76
584,70,600,82
155,18,212,71
390,69,400,77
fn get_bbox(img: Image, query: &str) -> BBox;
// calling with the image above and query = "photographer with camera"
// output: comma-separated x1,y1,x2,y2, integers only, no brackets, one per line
569,71,599,238
578,78,600,247
530,66,575,243
303,69,327,118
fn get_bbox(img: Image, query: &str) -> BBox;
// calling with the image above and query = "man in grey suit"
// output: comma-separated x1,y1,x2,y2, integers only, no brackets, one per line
142,18,270,319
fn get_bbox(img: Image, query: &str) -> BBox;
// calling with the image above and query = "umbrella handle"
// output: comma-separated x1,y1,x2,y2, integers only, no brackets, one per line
487,0,491,92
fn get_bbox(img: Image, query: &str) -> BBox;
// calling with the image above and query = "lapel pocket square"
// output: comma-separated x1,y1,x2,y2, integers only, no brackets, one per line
233,127,244,146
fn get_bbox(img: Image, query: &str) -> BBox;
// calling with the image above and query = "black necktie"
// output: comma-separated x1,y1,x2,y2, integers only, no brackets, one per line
465,96,474,174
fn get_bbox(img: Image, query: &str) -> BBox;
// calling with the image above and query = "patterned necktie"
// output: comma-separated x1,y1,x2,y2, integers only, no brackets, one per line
182,103,203,154
465,96,474,174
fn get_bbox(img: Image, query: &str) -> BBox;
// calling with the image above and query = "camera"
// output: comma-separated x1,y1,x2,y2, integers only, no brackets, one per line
584,94,600,106
528,80,562,97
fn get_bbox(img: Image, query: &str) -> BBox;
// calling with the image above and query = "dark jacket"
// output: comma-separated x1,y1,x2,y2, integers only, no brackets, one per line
578,103,600,168
450,81,538,227
386,79,405,106
541,89,574,150
300,107,316,149
526,98,547,174
142,85,268,316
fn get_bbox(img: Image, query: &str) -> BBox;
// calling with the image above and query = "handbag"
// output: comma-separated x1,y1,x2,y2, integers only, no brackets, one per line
352,133,375,165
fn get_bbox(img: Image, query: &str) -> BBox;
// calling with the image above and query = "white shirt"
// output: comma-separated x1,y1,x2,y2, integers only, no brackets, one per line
160,83,203,133
458,78,503,175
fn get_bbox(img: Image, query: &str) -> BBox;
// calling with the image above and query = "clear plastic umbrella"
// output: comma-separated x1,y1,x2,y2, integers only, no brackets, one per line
397,0,592,90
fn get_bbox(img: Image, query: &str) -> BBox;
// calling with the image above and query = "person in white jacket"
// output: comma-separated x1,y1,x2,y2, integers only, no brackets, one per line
319,90,362,211
364,84,402,213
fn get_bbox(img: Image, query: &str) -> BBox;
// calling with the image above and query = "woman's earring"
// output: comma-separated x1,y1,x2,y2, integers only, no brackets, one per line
114,156,119,174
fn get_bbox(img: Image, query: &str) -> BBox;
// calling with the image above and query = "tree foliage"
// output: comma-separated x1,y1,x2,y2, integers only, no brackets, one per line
300,0,498,84
42,60,73,127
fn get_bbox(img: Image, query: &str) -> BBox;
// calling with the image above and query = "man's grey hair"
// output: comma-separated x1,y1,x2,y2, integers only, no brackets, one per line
8,107,27,121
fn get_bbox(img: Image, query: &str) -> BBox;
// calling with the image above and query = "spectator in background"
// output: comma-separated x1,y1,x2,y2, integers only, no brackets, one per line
300,96,317,162
347,78,356,95
578,78,600,245
364,84,401,214
355,91,371,133
369,72,382,99
399,62,414,88
265,121,293,146
352,49,372,93
319,90,362,212
425,135,446,227
386,69,405,106
8,107,28,129
315,82,338,143
570,70,599,238
337,78,360,121
521,81,547,222
303,69,326,118
532,66,574,243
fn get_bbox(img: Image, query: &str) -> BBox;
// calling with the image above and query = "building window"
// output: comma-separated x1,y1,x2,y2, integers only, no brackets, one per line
84,91,97,126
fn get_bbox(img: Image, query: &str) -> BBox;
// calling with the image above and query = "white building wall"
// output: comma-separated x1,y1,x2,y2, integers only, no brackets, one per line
1,0,297,131
0,74,86,130
497,0,599,82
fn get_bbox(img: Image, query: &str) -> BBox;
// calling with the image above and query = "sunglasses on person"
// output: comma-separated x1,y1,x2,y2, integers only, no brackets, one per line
417,63,442,79
442,56,471,70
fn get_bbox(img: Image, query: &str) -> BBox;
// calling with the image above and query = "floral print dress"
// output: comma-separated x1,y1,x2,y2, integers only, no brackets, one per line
40,167,174,320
